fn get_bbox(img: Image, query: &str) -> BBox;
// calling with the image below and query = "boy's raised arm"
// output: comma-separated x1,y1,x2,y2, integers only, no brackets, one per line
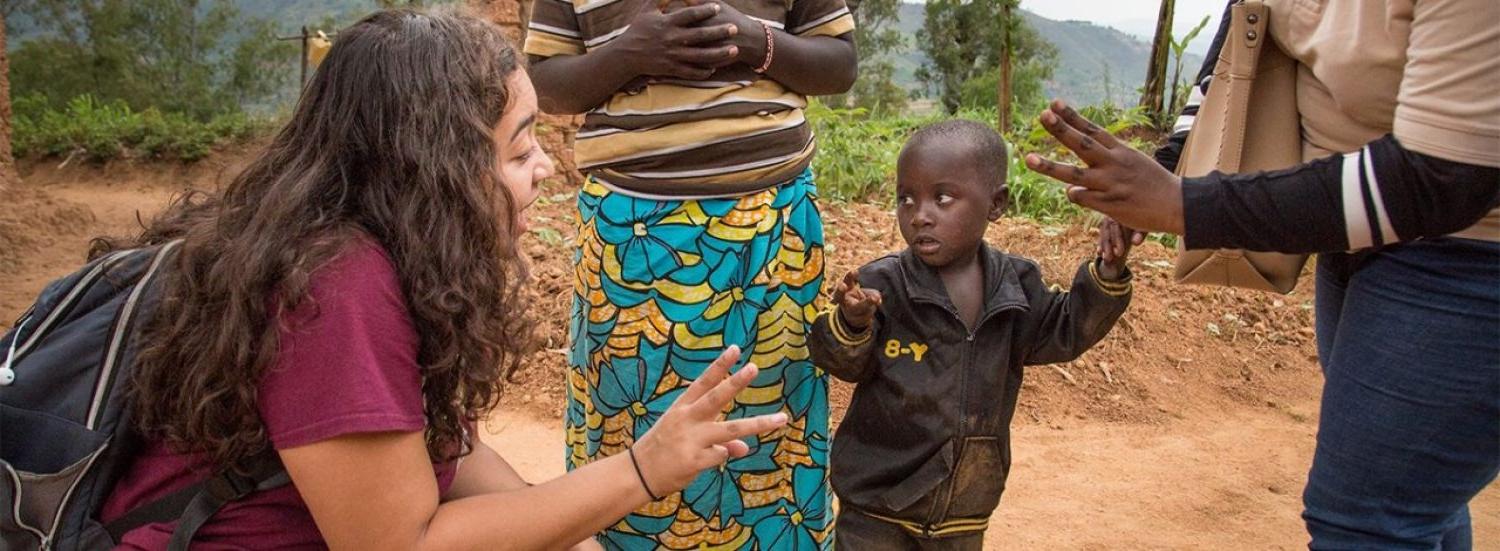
809,270,882,383
1021,257,1132,367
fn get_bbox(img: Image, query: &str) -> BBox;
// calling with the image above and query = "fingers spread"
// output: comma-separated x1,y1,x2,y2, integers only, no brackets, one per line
705,444,731,466
1039,110,1110,166
691,362,758,419
723,439,751,459
1026,154,1097,189
679,345,739,405
1066,186,1109,212
1051,100,1122,150
715,412,787,442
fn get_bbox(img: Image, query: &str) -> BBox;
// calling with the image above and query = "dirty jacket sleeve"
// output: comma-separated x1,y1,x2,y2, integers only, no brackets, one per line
1020,259,1133,366
810,304,882,384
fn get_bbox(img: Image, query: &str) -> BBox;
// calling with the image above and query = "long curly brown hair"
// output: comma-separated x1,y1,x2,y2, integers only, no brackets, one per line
99,7,529,468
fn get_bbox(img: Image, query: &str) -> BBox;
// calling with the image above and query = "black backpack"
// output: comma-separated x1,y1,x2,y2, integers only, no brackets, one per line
1,241,287,551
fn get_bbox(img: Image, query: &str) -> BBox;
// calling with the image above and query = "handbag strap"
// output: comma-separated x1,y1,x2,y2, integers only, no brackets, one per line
1215,0,1271,173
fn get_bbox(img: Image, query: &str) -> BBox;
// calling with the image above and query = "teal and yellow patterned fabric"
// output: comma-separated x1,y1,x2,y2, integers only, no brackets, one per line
567,169,832,550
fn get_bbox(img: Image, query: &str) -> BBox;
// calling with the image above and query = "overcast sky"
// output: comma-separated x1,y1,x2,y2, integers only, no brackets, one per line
1020,0,1228,54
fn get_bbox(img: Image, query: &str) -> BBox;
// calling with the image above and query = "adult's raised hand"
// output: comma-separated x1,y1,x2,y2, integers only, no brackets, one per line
629,345,787,496
1025,100,1187,236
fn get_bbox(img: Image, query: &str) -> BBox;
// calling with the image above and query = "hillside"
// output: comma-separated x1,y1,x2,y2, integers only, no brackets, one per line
892,2,1203,107
4,0,1201,109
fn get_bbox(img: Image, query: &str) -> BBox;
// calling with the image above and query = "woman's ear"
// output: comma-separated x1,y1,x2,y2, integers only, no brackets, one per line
989,184,1010,221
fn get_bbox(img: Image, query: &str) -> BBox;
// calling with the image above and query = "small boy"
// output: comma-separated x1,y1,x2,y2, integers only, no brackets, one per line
811,120,1135,550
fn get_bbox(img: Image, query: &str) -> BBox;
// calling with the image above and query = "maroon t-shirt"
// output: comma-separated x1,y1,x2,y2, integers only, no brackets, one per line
101,240,456,550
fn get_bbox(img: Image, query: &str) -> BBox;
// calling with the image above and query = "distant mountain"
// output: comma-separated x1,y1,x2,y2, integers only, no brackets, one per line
6,0,1200,110
230,0,397,29
890,2,1203,107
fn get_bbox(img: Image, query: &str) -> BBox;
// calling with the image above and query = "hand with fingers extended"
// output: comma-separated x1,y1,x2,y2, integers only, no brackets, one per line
608,0,741,81
833,269,882,332
1096,217,1143,280
1025,100,1187,236
628,345,788,498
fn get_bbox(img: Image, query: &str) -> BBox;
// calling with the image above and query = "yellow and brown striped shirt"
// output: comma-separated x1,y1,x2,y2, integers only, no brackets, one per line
525,0,855,197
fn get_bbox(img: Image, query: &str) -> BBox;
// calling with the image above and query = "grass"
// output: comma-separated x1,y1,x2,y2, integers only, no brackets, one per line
12,94,272,163
808,100,1161,225
10,93,1161,231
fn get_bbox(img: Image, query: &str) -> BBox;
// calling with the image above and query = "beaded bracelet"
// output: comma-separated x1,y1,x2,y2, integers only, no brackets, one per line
754,20,775,74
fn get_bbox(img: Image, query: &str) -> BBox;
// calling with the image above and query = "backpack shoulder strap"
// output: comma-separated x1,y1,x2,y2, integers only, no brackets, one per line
102,453,289,546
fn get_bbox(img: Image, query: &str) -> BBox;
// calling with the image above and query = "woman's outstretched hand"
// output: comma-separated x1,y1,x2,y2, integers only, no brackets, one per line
629,345,786,497
1025,100,1188,236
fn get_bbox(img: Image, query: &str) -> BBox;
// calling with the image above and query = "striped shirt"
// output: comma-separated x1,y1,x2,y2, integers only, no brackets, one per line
525,0,856,197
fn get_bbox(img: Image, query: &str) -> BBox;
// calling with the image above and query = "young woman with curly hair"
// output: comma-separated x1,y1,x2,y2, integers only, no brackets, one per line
96,7,783,550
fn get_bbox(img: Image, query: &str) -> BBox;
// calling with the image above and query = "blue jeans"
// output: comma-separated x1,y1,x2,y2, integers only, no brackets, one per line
1307,238,1500,549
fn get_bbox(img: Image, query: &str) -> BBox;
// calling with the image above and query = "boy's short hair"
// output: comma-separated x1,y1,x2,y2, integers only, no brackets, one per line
904,120,1009,193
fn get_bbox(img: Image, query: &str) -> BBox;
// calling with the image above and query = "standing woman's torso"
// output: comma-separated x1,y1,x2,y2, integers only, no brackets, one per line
1264,0,1500,241
525,0,856,196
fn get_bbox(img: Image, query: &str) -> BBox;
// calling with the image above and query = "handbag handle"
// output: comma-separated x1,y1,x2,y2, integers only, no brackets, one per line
1214,0,1270,174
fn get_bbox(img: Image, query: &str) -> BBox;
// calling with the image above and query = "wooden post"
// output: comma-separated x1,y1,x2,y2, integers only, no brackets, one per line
997,1,1013,132
1139,0,1175,123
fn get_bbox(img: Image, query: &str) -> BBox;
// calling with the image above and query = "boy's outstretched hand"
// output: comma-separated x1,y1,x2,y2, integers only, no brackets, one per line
1097,217,1139,281
833,269,882,331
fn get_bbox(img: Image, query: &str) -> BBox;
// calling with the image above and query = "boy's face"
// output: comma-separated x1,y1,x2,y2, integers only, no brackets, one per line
895,141,1008,269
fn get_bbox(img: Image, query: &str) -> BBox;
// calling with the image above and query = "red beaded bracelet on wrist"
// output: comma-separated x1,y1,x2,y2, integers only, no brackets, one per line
754,20,775,74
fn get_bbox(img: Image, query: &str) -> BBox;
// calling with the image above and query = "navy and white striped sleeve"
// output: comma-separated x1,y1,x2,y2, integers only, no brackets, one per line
1181,134,1500,254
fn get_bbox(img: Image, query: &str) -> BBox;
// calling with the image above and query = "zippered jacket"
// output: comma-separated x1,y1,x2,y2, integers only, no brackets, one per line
811,245,1131,535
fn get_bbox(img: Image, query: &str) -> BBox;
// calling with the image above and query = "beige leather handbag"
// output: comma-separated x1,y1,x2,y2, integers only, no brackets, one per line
1173,0,1309,294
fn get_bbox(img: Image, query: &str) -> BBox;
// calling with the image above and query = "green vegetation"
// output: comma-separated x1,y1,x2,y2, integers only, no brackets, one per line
808,100,1161,224
12,95,269,162
9,0,296,119
5,0,297,162
827,0,909,115
4,0,1176,233
915,0,1056,115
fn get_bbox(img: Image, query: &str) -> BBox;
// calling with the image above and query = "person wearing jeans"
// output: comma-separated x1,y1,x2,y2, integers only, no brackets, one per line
1025,0,1499,547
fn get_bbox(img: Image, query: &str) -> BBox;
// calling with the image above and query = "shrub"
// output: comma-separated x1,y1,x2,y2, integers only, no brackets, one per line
12,94,272,163
808,100,1087,222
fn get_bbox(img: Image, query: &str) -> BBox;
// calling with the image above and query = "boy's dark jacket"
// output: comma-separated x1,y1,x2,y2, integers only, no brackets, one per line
810,244,1130,535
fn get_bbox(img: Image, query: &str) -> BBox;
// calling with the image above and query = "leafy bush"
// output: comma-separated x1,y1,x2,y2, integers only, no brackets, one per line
808,100,1083,222
13,94,271,163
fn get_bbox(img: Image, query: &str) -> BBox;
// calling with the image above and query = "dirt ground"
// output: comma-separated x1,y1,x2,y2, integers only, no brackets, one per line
3,150,1495,549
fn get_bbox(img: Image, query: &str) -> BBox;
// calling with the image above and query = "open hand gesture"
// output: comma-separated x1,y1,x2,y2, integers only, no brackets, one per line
832,269,882,331
629,346,787,496
1025,100,1187,236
